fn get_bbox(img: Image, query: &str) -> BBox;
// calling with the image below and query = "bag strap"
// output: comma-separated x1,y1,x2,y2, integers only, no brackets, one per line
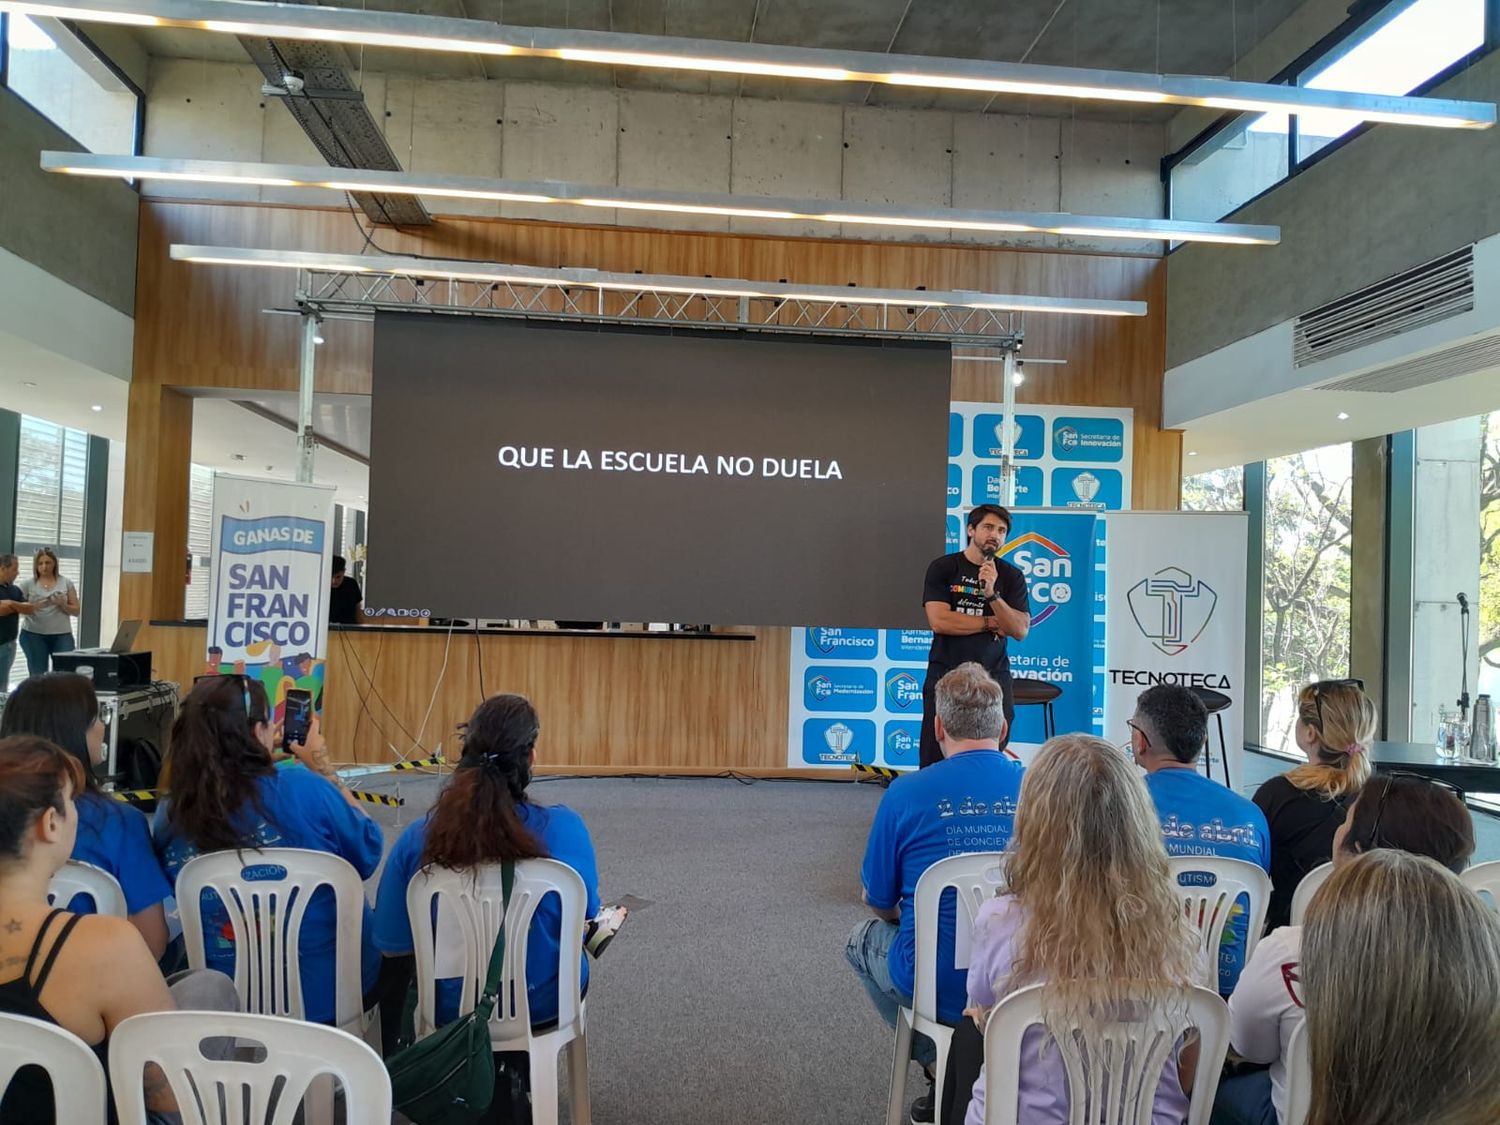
472,862,515,1021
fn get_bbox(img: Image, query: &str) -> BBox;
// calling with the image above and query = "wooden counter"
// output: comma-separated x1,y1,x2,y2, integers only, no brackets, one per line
140,622,794,773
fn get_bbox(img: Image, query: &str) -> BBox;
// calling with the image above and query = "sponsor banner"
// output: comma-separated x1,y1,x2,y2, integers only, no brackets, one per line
207,475,336,727
787,402,1132,770
1101,512,1249,786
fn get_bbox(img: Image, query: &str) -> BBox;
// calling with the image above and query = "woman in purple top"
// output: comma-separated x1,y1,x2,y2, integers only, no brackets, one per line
964,734,1203,1125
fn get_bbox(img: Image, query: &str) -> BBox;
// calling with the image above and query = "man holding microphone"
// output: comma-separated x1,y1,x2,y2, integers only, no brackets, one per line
919,504,1030,767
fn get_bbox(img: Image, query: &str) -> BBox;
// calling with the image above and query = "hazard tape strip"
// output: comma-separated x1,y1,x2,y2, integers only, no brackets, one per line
110,789,157,805
391,756,445,772
349,789,405,807
851,762,903,780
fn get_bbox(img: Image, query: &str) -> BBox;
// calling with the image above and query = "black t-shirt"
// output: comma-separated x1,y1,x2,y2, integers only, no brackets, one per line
328,576,363,625
0,582,22,645
1253,773,1354,930
922,551,1029,672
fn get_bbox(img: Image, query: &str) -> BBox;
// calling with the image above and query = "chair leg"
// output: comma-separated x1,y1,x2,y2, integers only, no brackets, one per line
530,1040,564,1125
1217,713,1230,788
567,1033,591,1125
885,1007,915,1125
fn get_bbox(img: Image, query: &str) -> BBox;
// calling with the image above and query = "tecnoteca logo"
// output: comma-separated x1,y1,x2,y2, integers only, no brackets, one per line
1126,566,1218,655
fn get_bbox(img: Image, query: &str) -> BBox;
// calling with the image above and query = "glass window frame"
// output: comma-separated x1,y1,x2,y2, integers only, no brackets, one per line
0,13,145,158
1163,0,1497,234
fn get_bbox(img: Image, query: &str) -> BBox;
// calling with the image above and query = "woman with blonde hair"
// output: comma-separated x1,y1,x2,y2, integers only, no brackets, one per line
1302,849,1500,1125
961,734,1202,1125
1252,680,1377,929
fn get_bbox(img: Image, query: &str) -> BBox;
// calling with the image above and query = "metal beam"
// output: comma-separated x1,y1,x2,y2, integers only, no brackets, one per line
5,0,1493,127
47,153,1281,247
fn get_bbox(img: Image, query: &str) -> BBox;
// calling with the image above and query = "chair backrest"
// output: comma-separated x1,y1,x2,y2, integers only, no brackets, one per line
176,848,366,1028
109,1009,390,1125
1282,1016,1311,1125
48,858,128,917
1289,862,1335,927
1461,860,1500,911
982,982,1230,1125
0,1011,108,1122
406,857,587,1041
1167,856,1272,970
911,851,1008,1024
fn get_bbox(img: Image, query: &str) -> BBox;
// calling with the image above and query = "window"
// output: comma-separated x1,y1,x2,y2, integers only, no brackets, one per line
1170,113,1291,224
185,464,215,620
14,417,90,678
1261,445,1353,753
1182,465,1246,511
1296,0,1486,161
2,14,140,154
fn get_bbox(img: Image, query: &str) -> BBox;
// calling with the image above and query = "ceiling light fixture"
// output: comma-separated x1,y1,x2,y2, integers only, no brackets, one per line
1337,411,1350,420
90,404,103,411
1187,450,1199,456
43,153,1281,246
313,334,325,344
167,244,1151,318
22,381,36,388
3,0,1492,128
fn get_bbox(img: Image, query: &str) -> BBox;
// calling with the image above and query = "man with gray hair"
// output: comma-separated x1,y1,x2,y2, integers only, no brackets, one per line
845,662,1024,1123
0,554,31,690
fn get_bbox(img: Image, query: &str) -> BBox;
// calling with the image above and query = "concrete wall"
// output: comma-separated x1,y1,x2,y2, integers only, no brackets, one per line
141,59,1167,255
1166,49,1500,369
0,86,138,316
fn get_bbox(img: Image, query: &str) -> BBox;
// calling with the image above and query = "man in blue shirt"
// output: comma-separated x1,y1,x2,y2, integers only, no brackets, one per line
1130,683,1271,994
846,662,1024,1124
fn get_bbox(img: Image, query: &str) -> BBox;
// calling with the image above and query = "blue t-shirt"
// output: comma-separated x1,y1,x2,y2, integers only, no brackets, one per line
860,749,1024,1024
373,803,600,1028
71,793,173,915
1143,767,1271,994
152,767,385,1024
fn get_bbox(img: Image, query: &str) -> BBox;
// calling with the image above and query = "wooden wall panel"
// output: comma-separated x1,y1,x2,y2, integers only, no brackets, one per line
127,199,1179,769
141,624,792,771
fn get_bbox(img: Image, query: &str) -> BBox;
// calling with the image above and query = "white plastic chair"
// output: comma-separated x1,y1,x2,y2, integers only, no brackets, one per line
109,1009,390,1125
1167,856,1272,979
982,982,1230,1125
1289,862,1335,927
1282,1016,1311,1125
407,857,591,1125
0,1011,109,1122
1461,859,1500,911
885,851,1009,1125
176,848,376,1044
48,858,128,917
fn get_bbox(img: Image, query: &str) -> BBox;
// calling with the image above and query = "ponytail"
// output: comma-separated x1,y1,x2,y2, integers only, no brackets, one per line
163,675,277,852
421,694,546,870
1286,681,1378,799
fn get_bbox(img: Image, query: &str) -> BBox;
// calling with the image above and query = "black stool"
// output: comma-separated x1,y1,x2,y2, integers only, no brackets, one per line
1190,686,1232,788
1012,678,1062,740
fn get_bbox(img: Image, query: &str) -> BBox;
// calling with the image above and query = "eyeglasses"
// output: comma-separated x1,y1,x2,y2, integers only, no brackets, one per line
1307,678,1365,730
1126,719,1150,749
1363,770,1463,850
212,673,254,717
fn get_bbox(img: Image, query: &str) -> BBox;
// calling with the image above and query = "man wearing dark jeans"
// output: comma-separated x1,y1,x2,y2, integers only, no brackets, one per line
918,505,1030,767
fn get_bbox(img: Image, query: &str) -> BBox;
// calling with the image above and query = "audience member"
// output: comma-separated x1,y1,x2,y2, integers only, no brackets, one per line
0,553,32,689
1129,683,1270,992
0,673,173,959
961,734,1202,1125
847,662,1024,1124
1302,849,1500,1125
374,693,600,1051
0,735,236,1123
1216,772,1475,1125
1252,679,1376,930
328,554,363,625
18,549,78,677
152,674,383,1025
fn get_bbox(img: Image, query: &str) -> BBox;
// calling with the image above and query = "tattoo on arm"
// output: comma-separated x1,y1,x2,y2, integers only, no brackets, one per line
3,918,20,933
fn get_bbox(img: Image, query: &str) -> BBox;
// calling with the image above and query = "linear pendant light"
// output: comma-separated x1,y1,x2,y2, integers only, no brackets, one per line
44,152,1282,246
2,0,1493,129
167,245,1150,318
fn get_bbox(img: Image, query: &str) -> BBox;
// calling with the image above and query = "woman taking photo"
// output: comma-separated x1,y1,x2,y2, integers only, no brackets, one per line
0,672,174,959
1252,679,1377,929
152,674,384,1026
960,734,1202,1125
374,693,600,1035
1218,772,1476,1125
18,548,78,676
1302,850,1500,1125
0,735,190,1122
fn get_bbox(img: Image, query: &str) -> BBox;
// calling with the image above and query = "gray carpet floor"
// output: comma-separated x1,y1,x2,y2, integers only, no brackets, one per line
358,773,904,1125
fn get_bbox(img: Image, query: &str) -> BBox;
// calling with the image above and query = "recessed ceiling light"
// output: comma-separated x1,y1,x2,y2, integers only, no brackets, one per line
22,381,36,388
1337,412,1350,421
90,404,103,412
1187,450,1199,457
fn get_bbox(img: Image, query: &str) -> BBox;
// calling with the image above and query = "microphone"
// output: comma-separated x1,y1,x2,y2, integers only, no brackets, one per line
1458,592,1470,609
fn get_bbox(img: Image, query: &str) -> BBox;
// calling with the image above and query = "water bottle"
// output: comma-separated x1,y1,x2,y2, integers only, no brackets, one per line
1472,695,1496,763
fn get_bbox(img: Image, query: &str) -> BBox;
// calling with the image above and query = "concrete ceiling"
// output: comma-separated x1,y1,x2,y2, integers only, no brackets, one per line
129,0,1306,121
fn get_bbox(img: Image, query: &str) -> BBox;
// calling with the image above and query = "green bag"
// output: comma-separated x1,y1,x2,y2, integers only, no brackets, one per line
387,862,515,1125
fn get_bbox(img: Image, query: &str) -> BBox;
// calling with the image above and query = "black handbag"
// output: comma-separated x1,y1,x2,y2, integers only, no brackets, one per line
386,862,517,1124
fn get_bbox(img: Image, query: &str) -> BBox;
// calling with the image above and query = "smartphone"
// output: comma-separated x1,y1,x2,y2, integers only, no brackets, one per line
282,689,313,752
